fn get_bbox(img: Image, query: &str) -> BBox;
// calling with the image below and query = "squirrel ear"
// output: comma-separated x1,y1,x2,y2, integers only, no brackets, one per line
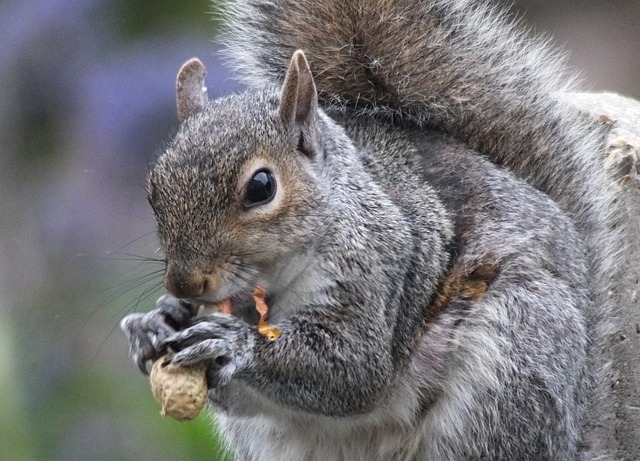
278,50,318,129
176,58,208,122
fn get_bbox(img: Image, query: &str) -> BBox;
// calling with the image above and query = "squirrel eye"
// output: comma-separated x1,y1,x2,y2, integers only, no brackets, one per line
244,169,276,207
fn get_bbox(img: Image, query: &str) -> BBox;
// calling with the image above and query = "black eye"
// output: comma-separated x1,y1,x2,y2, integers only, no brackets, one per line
245,169,277,207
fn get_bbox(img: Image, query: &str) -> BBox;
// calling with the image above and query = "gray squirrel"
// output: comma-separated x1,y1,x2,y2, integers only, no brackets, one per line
120,0,624,459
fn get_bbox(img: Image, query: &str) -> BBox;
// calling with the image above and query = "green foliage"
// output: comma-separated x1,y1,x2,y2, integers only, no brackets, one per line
0,320,35,461
26,365,232,461
110,0,218,39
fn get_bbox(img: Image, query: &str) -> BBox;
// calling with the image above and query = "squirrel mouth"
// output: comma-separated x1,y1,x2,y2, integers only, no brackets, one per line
198,289,280,340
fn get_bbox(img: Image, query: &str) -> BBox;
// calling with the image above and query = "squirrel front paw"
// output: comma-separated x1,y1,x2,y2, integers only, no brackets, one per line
120,294,199,374
162,313,255,387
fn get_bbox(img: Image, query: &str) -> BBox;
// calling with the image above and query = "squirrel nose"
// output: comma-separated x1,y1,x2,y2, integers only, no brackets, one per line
163,265,206,299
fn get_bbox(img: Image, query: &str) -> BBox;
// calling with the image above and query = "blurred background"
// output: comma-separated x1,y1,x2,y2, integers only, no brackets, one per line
0,0,638,460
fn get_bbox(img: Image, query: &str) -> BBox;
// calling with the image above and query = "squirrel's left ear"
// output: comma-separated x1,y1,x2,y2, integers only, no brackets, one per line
278,50,319,157
176,58,208,122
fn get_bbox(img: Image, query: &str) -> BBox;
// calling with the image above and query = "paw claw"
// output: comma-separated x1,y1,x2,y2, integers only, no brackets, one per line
120,294,201,376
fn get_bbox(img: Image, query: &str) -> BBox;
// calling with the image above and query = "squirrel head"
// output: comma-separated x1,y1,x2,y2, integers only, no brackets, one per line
148,51,331,303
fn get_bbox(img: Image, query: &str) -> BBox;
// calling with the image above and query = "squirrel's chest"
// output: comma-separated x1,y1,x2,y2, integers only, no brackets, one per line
213,409,424,461
209,375,438,461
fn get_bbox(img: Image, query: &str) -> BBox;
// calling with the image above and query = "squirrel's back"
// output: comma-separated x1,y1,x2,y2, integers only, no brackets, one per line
219,0,622,452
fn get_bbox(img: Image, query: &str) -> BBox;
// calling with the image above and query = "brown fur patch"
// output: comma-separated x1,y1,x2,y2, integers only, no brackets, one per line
426,259,500,323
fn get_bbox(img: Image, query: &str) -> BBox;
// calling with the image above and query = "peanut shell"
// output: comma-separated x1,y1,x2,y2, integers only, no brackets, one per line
149,355,207,421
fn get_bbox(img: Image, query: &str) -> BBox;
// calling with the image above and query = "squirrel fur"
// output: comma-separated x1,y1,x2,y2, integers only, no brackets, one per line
120,1,623,460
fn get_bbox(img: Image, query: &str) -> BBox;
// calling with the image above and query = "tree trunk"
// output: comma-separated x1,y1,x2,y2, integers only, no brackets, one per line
568,92,640,461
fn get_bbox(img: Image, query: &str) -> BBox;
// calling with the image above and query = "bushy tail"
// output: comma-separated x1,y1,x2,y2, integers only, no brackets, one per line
219,0,622,442
220,0,619,278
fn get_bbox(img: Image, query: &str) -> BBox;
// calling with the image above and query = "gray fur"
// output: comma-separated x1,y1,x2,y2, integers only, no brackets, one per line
120,0,624,459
